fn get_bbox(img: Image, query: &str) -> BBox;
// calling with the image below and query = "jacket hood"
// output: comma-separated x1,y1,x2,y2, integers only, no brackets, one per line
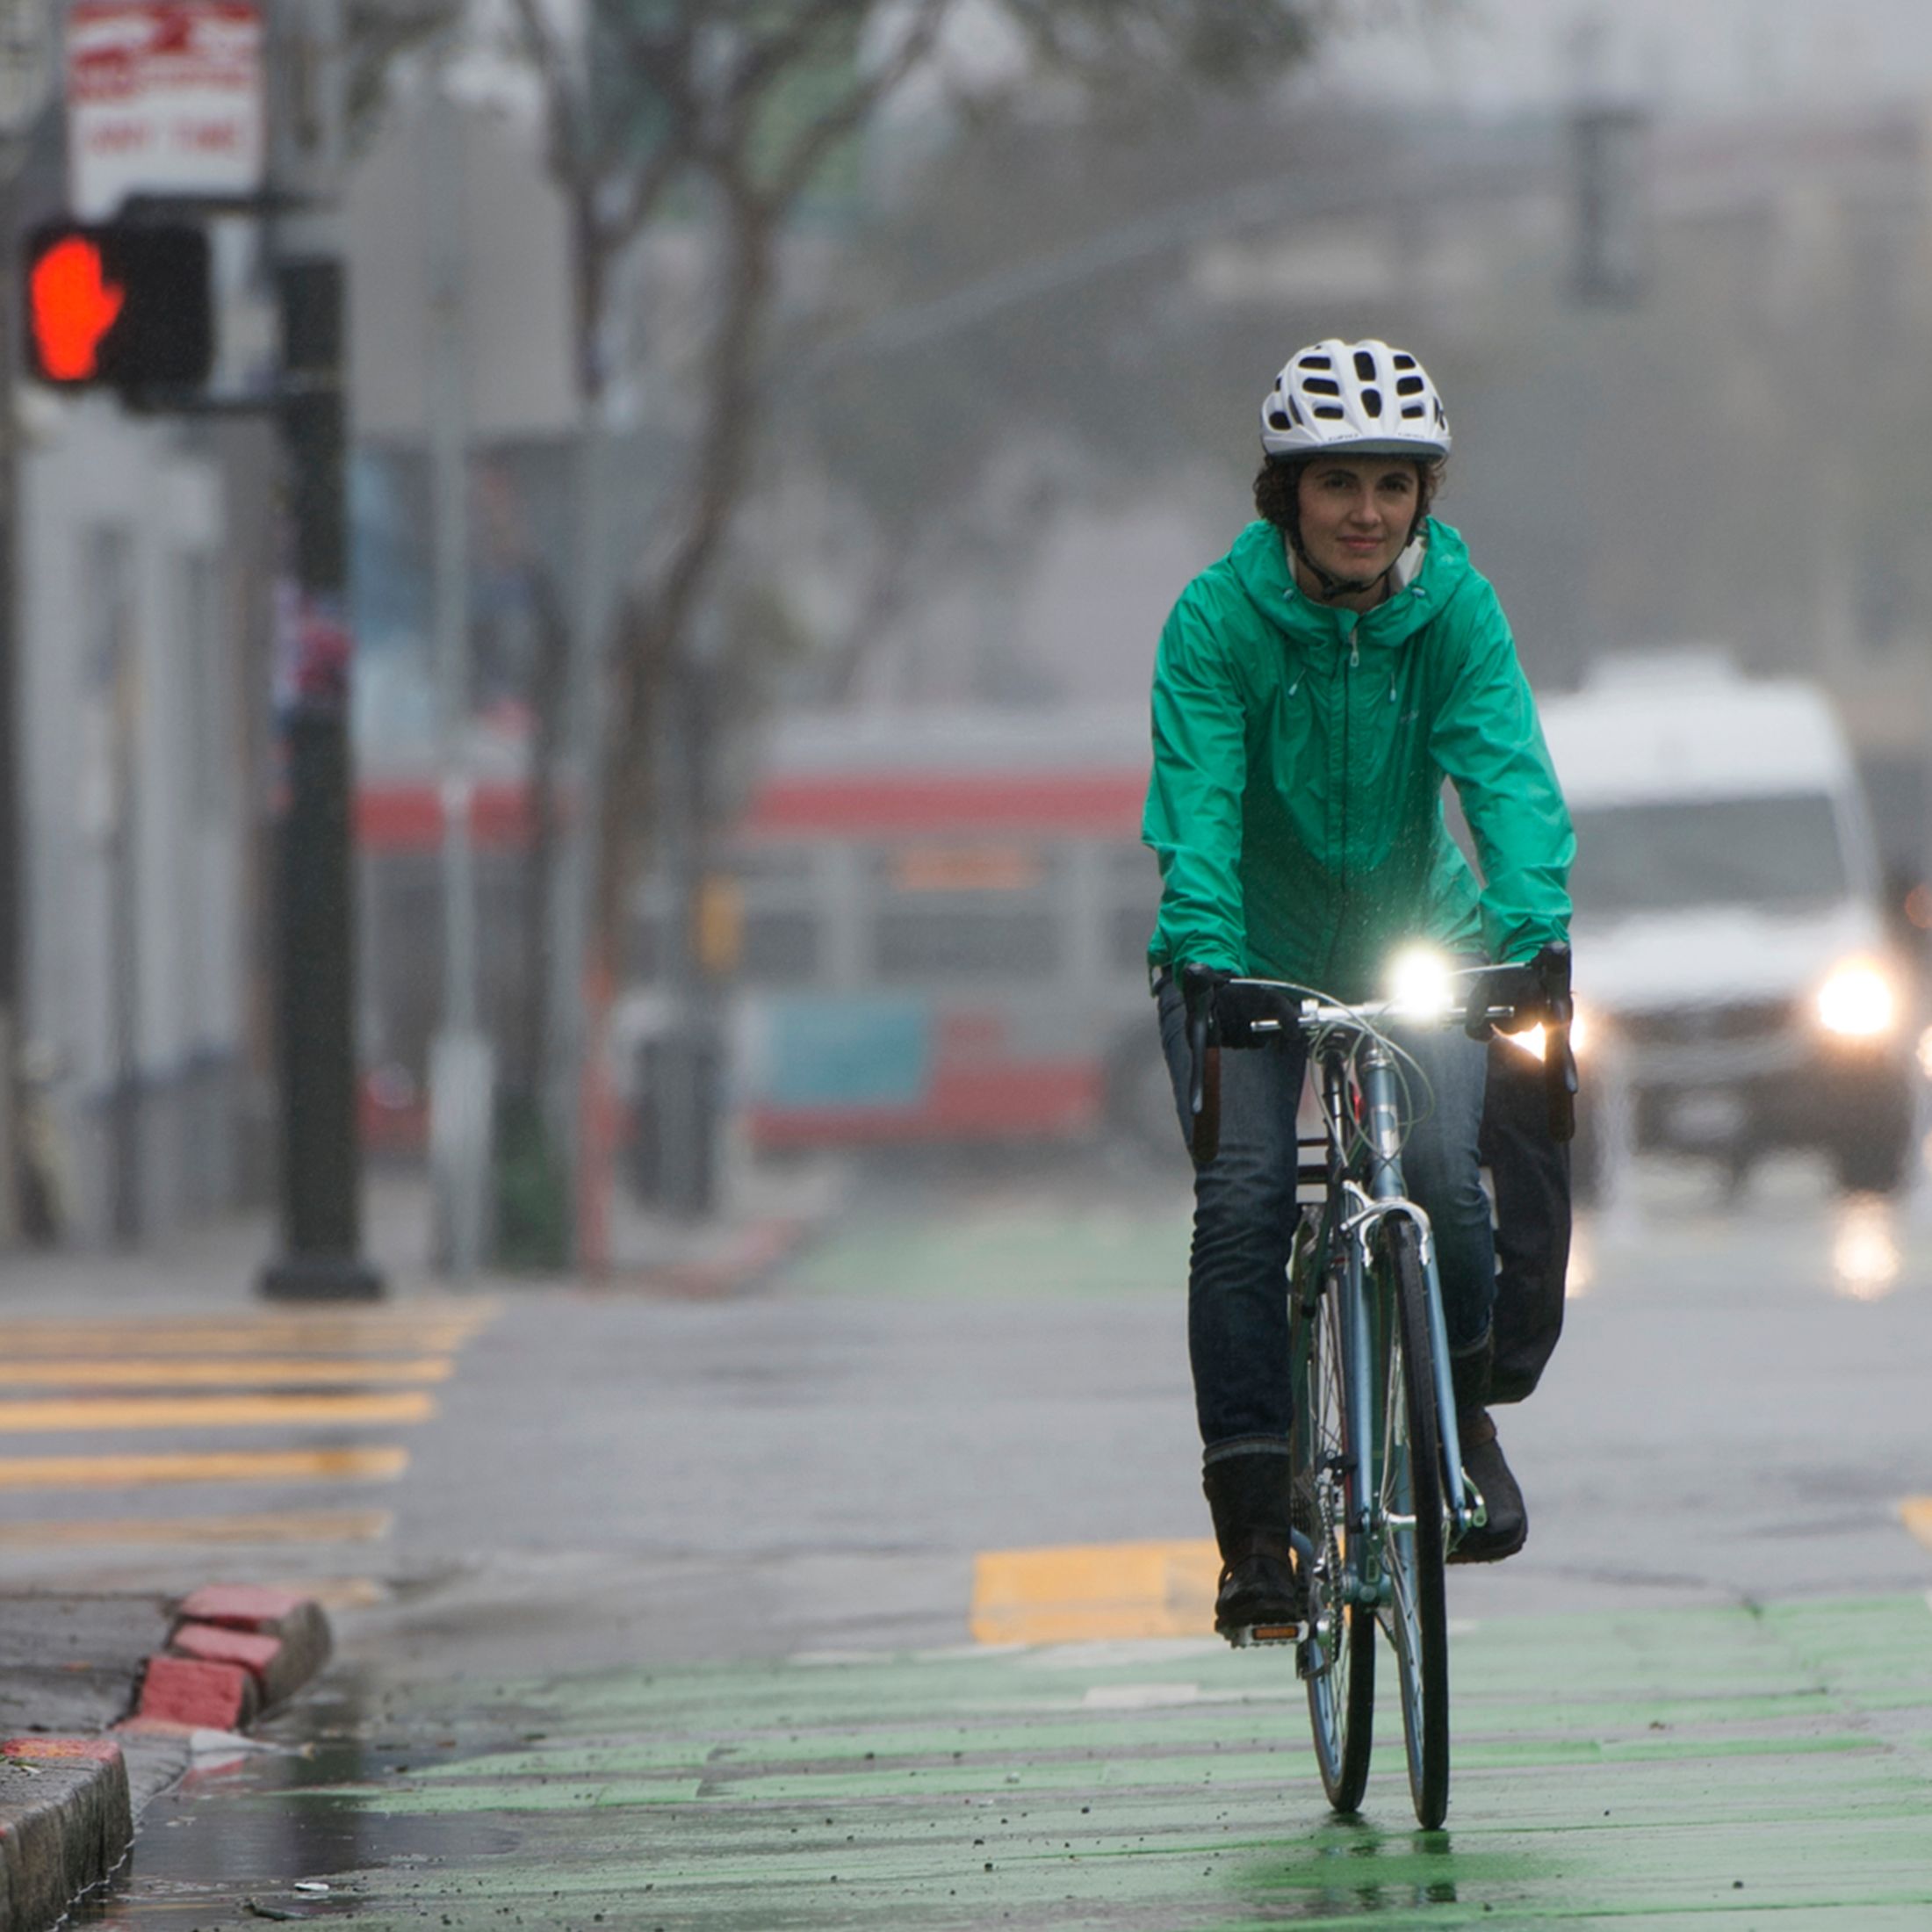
1229,515,1474,650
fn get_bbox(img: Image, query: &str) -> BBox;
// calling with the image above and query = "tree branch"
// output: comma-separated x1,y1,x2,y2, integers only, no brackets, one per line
757,0,952,215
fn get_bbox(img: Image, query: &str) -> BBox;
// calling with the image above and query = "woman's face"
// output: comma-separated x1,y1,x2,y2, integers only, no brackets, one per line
1294,458,1420,588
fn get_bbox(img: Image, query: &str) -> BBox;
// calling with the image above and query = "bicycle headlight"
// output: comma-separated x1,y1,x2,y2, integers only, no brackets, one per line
1816,959,1898,1040
1387,946,1455,1020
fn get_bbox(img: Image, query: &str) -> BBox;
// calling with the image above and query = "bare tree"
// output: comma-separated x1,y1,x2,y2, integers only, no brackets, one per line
505,0,1328,934
472,0,1331,1235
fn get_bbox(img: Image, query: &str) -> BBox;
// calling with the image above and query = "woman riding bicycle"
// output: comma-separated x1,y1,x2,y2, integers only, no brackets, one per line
1144,338,1575,1639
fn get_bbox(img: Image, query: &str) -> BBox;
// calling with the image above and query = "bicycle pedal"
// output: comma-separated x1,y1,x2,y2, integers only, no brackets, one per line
1229,1620,1308,1647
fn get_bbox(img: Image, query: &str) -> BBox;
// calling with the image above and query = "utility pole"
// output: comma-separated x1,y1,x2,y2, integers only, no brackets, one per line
1568,13,1652,309
423,53,491,1277
0,0,54,1251
258,0,381,1300
543,395,611,1269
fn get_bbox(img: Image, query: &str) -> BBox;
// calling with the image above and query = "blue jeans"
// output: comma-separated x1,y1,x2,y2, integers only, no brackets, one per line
1156,975,1495,1453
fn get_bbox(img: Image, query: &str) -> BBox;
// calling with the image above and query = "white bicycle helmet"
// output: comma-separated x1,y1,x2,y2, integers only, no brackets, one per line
1260,338,1451,462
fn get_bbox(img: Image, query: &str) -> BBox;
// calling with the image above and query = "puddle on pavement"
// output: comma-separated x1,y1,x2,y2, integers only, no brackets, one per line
72,1669,530,1929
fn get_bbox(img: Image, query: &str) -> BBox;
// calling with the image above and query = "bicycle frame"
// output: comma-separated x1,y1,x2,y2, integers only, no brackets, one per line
1303,1032,1478,1597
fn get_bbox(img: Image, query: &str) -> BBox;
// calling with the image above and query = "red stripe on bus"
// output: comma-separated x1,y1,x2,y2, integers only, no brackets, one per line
357,784,537,852
740,774,1145,840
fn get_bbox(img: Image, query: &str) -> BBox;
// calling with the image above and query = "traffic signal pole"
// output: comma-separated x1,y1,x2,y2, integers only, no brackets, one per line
257,0,380,1301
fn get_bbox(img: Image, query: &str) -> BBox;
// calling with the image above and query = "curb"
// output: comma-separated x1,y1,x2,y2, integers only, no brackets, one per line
624,1215,811,1299
0,1586,334,1930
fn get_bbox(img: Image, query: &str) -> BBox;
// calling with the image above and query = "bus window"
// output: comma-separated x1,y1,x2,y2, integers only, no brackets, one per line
741,908,820,984
735,850,821,986
870,845,1062,980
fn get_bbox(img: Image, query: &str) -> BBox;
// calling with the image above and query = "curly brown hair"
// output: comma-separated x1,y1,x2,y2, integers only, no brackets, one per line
1252,456,1445,536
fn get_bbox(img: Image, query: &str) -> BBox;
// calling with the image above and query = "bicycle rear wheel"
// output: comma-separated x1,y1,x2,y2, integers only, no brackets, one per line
1291,1230,1375,1813
1375,1216,1450,1828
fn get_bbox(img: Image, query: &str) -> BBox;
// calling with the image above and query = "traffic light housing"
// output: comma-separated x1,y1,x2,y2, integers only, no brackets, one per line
23,221,213,396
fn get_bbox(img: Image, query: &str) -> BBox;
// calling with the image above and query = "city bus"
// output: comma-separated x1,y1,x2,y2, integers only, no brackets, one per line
692,707,1164,1151
357,707,1168,1157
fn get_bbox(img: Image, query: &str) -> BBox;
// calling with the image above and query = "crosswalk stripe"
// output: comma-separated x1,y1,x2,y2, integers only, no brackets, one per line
0,1319,492,1358
0,1392,436,1432
0,1445,410,1489
0,1510,394,1547
0,1357,453,1389
280,1576,388,1610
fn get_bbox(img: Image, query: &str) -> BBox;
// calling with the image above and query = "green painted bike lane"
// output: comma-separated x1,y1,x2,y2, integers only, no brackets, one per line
177,1592,1932,1929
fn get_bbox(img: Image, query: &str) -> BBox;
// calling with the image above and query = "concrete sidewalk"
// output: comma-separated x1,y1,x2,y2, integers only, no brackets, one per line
0,1588,335,1928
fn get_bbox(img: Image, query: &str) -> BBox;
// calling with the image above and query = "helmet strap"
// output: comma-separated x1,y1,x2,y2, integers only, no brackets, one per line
1282,502,1390,603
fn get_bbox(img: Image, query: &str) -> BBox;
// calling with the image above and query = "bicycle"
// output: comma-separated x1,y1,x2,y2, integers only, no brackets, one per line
1184,944,1575,1828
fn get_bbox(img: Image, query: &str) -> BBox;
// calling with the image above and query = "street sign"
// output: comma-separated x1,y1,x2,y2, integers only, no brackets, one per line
0,0,54,140
67,1,264,219
23,220,214,391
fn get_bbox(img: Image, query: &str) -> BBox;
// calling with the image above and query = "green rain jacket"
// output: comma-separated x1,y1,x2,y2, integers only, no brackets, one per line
1144,517,1573,998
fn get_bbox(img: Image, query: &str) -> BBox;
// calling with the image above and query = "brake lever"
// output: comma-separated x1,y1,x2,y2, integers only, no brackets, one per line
1187,1000,1221,1167
1534,942,1578,1144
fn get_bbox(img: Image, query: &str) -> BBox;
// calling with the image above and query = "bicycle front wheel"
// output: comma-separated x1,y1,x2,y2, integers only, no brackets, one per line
1291,1237,1375,1813
1375,1216,1450,1828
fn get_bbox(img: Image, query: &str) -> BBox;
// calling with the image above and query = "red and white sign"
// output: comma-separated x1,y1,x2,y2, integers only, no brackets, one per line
67,1,263,218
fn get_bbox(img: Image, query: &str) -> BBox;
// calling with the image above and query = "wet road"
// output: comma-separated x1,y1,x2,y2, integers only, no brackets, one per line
47,1153,1932,1926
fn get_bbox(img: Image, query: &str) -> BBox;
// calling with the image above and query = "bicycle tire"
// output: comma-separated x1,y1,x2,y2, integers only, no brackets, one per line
1290,1229,1375,1813
1376,1216,1451,1828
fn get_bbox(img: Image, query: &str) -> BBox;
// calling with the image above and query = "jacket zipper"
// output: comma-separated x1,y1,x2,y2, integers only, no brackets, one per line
1325,620,1358,983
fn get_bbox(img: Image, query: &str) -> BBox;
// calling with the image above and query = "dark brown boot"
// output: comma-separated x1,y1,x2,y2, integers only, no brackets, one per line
1202,1448,1308,1637
1448,1337,1526,1563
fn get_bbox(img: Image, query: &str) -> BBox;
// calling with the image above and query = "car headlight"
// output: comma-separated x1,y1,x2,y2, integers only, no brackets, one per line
1386,946,1455,1020
1816,959,1898,1039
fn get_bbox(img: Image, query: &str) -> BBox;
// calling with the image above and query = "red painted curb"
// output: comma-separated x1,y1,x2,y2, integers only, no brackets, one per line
168,1621,284,1686
135,1654,259,1732
176,1584,306,1631
1,1737,123,1765
165,1586,331,1711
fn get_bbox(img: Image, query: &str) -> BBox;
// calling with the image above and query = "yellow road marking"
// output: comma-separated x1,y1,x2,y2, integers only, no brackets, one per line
1900,1497,1932,1550
0,1446,409,1489
971,1539,1220,1645
0,1303,499,1356
0,1510,393,1548
0,1357,453,1389
0,1391,436,1432
276,1576,390,1611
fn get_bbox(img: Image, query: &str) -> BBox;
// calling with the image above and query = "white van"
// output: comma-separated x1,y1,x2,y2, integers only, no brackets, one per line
1539,652,1918,1195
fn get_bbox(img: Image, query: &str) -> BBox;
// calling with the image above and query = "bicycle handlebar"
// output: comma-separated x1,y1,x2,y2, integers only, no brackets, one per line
1185,944,1576,1169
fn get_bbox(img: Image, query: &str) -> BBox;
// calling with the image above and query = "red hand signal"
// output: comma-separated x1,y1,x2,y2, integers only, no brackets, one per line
30,236,126,382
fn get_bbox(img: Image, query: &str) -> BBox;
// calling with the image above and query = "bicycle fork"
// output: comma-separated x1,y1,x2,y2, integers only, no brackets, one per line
1346,1047,1481,1552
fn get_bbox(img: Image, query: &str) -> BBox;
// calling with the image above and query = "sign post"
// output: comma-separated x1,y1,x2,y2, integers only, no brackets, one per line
257,0,379,1300
0,0,49,1249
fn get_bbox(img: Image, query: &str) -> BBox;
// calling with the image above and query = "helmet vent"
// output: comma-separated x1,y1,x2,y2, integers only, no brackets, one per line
1396,375,1424,396
1393,352,1417,371
1353,350,1378,381
1313,405,1345,420
1268,408,1292,429
1401,404,1424,418
1302,376,1341,397
1361,388,1382,417
1299,354,1331,371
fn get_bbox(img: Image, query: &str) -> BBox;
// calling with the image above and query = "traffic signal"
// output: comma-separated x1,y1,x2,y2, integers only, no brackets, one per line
23,221,213,395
